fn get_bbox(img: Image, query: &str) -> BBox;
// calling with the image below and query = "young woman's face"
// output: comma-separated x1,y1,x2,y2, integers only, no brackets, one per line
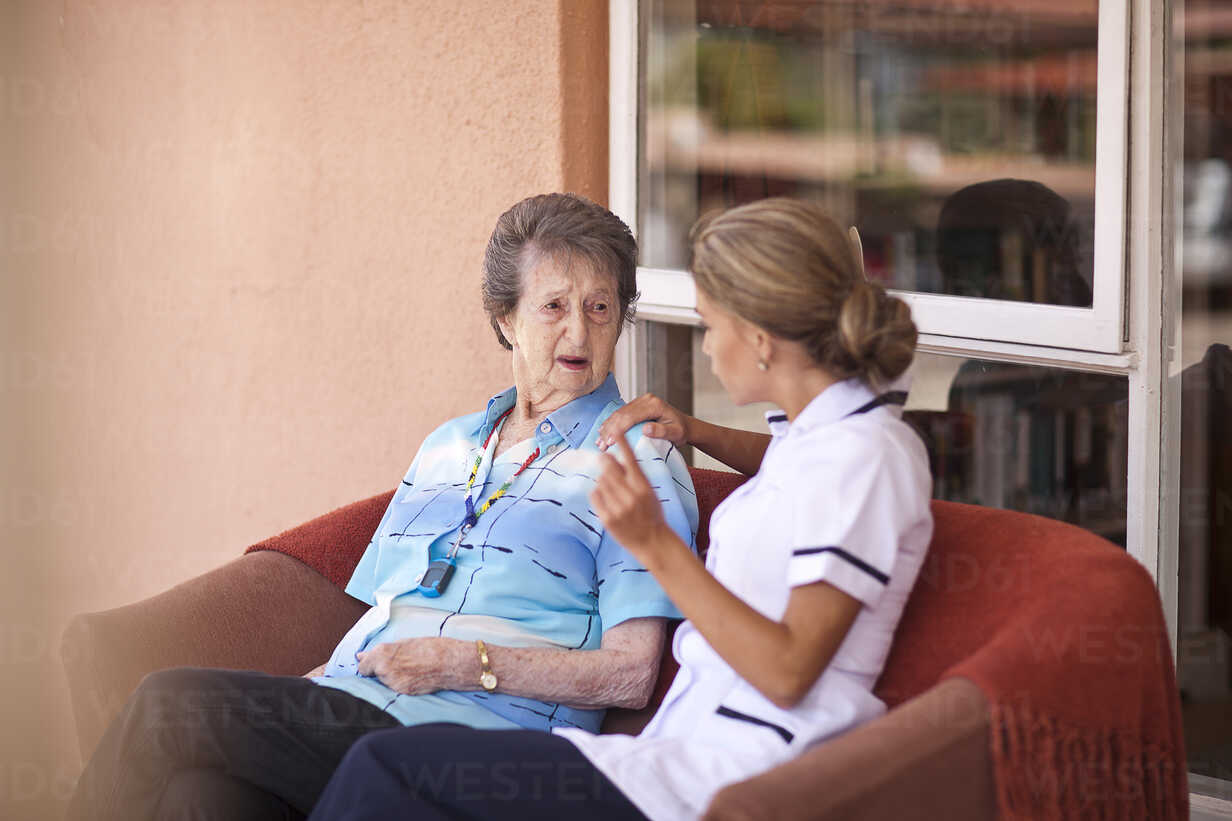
695,288,765,406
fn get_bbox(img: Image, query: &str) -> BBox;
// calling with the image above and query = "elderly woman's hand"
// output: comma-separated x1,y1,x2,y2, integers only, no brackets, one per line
591,435,687,570
597,393,692,451
356,637,469,695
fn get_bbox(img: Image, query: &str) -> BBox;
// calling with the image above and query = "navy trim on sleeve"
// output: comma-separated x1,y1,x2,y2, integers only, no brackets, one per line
715,706,795,743
791,546,890,585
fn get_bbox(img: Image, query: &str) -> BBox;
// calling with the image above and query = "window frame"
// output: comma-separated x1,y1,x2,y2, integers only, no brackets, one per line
623,0,1130,352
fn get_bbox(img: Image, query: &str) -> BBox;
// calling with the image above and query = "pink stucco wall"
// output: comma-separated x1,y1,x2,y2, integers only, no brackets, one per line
0,1,608,816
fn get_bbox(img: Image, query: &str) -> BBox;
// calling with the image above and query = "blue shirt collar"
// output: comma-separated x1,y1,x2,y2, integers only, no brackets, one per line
476,372,621,450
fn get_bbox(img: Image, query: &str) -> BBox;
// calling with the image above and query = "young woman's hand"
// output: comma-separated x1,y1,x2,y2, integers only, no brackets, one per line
597,393,692,451
591,434,683,568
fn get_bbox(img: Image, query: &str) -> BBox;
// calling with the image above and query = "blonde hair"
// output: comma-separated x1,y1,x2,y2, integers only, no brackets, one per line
689,198,917,387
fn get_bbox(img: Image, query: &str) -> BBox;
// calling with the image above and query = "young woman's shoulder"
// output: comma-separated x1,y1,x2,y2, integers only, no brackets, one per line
766,415,932,605
764,415,932,537
783,413,927,480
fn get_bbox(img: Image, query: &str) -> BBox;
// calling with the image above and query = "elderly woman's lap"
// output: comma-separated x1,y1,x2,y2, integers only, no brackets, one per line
156,769,303,821
310,724,647,821
67,667,401,821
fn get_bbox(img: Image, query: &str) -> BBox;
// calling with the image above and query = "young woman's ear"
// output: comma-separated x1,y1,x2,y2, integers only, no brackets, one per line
741,320,774,369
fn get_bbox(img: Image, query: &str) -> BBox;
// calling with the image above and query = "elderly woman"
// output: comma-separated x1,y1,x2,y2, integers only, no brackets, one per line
67,193,698,821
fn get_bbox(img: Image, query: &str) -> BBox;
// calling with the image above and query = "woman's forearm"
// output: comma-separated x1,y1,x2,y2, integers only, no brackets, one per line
686,415,771,476
423,619,666,709
479,641,660,709
591,416,862,712
639,528,856,709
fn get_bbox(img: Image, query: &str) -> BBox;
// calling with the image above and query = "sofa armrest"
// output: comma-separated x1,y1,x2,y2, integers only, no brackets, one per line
703,677,995,821
61,551,368,763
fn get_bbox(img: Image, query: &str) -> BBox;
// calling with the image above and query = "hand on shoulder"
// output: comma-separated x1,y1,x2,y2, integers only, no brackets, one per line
597,393,691,450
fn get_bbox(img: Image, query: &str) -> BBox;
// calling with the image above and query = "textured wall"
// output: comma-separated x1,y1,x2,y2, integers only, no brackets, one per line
0,1,608,816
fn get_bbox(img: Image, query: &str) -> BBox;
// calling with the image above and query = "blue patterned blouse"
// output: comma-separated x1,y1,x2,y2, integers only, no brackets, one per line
314,373,699,734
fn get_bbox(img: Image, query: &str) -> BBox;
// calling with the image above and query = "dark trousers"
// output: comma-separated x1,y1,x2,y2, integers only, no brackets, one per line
67,667,401,821
308,723,648,821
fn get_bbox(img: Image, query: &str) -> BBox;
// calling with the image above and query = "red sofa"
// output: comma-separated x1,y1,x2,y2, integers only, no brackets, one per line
61,467,1187,819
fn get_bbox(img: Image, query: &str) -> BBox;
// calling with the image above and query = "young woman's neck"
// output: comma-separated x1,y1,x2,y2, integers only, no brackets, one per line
772,366,841,423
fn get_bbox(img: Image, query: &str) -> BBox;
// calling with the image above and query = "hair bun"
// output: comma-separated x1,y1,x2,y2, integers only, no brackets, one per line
838,280,917,387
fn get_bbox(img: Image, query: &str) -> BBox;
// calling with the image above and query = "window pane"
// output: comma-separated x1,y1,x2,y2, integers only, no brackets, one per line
1175,0,1232,788
641,0,1098,307
904,354,1127,546
677,326,1127,544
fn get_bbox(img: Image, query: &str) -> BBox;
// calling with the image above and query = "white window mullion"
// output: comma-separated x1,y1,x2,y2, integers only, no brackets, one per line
1124,0,1167,588
610,0,642,399
1123,0,1175,637
1088,0,1132,350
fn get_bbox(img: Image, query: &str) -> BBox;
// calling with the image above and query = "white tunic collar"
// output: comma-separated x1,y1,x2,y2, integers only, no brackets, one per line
763,376,911,438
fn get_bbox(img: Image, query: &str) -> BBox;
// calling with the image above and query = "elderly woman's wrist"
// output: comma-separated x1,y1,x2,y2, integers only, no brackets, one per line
444,638,483,691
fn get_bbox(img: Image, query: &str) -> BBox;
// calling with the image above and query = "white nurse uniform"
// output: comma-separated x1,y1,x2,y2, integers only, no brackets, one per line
555,377,934,821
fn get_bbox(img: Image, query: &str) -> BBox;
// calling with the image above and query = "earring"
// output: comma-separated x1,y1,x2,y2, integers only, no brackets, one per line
757,360,769,372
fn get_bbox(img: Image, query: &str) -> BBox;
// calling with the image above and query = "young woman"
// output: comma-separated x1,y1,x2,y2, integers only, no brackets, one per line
307,198,933,821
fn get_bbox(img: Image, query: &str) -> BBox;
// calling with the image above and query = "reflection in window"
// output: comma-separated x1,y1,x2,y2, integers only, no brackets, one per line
1176,0,1232,790
903,355,1126,545
641,0,1098,305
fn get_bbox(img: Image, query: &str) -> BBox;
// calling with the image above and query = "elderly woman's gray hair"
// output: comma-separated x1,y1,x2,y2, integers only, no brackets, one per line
482,193,639,350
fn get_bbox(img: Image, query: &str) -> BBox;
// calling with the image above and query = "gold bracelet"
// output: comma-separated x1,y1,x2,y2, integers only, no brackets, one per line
476,639,498,692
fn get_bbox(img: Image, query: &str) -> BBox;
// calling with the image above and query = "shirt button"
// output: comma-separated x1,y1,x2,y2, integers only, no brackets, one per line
547,444,560,455
539,422,552,434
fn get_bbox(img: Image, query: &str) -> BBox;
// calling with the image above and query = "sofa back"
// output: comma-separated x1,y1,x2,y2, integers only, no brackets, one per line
873,499,1134,709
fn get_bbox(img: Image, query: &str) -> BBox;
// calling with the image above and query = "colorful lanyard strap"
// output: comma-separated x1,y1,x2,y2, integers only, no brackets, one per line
452,407,541,557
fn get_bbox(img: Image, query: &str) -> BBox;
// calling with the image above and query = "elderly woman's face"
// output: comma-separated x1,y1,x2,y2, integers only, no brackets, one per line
497,254,622,408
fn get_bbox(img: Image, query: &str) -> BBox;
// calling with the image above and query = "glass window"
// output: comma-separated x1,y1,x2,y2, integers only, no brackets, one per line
1174,0,1232,788
903,354,1127,546
640,0,1099,307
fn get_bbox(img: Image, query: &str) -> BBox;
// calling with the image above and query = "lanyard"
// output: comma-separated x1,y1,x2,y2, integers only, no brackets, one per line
451,407,541,558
